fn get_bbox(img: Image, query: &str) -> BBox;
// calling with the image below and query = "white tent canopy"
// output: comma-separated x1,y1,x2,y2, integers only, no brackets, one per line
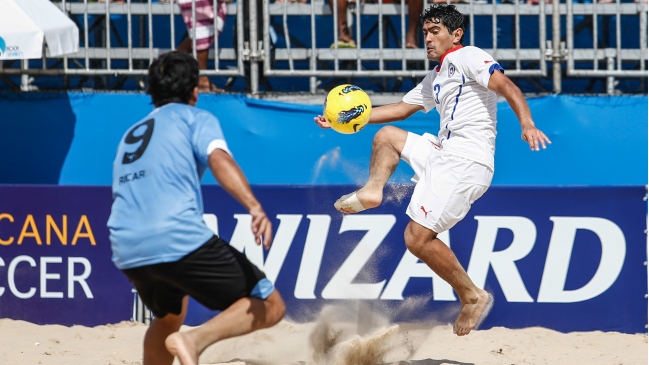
0,0,79,60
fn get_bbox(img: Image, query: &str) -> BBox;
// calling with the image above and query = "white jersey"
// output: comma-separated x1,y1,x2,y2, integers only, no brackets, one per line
402,45,503,171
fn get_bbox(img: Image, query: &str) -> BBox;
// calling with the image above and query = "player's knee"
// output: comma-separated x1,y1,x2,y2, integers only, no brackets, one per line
404,226,424,257
404,223,437,258
265,290,286,325
152,312,185,332
374,126,409,154
374,126,399,145
405,238,425,258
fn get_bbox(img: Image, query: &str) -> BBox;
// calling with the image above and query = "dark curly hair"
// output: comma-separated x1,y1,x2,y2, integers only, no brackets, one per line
147,51,199,107
420,4,466,45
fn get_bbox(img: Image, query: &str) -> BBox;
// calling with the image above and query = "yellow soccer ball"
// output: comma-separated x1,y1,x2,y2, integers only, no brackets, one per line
323,84,372,134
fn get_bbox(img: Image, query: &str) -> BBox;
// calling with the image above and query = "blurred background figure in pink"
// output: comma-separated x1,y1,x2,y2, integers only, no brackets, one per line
176,0,227,92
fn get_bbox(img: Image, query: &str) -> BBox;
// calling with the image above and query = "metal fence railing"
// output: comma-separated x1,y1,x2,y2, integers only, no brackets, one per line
262,0,647,94
565,1,648,93
0,0,244,82
262,0,549,94
0,0,646,94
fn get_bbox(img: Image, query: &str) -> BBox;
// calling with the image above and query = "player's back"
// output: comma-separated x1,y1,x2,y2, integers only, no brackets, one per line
108,103,217,270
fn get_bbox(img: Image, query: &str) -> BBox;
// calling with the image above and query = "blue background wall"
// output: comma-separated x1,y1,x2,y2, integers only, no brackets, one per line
0,93,646,333
0,93,646,186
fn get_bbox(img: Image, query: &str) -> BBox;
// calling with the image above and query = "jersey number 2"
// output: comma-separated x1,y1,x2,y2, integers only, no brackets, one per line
122,119,154,164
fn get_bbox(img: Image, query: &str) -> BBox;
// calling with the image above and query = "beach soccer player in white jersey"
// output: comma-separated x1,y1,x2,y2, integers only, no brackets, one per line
107,51,285,365
315,4,551,336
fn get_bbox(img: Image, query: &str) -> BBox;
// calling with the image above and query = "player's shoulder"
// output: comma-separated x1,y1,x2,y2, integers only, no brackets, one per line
121,106,159,135
161,103,218,123
456,46,494,60
160,102,201,116
148,102,187,120
186,104,218,120
424,68,438,81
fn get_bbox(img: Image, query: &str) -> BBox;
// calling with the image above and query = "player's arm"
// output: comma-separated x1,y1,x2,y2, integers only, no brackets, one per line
314,101,422,128
208,149,273,249
488,71,551,151
368,101,424,124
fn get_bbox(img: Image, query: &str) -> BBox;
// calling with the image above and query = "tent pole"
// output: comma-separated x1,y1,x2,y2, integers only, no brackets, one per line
20,60,29,91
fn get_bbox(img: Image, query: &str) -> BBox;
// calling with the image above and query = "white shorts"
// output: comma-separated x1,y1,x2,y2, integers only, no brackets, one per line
401,132,493,233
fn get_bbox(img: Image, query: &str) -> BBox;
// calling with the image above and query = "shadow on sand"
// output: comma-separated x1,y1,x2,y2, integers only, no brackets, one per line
392,359,475,365
241,359,474,365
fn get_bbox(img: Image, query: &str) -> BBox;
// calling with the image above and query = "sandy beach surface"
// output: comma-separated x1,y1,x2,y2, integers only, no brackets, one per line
1,306,646,365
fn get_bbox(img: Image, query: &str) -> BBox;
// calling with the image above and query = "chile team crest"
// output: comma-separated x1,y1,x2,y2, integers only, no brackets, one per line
448,63,456,77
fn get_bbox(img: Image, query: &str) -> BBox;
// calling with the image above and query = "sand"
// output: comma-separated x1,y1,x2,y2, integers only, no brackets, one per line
0,305,646,365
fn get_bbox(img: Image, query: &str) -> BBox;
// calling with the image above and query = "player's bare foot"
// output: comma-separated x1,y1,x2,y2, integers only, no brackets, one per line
453,289,492,336
165,332,199,365
334,188,382,213
355,188,382,210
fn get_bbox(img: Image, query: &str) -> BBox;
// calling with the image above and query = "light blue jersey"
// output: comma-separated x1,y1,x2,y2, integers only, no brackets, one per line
108,103,230,270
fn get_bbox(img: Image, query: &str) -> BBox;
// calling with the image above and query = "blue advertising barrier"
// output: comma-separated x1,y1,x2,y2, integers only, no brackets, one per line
0,185,645,332
0,93,646,186
0,186,133,326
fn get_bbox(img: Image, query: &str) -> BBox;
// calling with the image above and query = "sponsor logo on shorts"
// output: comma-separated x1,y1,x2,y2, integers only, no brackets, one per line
420,205,432,218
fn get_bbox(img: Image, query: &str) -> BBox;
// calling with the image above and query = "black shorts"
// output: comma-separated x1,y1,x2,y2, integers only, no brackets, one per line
121,235,271,318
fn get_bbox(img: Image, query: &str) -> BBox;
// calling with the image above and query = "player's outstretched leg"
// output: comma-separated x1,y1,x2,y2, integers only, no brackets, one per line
165,290,285,365
335,126,409,213
404,221,492,336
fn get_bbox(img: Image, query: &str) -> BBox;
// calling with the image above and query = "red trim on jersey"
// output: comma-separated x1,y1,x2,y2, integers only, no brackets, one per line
428,139,441,149
435,45,464,72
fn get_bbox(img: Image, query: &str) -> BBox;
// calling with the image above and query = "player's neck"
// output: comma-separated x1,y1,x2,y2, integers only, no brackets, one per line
436,45,463,71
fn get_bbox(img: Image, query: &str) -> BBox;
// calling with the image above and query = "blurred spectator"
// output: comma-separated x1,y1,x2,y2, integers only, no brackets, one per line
406,0,423,48
275,0,308,4
176,0,227,92
329,0,356,48
328,0,425,49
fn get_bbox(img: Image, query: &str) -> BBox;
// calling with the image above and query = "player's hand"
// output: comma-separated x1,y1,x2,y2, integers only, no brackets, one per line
314,115,331,129
522,126,551,151
249,205,273,249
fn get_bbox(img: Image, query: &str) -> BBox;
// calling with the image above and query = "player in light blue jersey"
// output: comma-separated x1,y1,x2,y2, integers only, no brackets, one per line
315,5,550,337
108,51,285,365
